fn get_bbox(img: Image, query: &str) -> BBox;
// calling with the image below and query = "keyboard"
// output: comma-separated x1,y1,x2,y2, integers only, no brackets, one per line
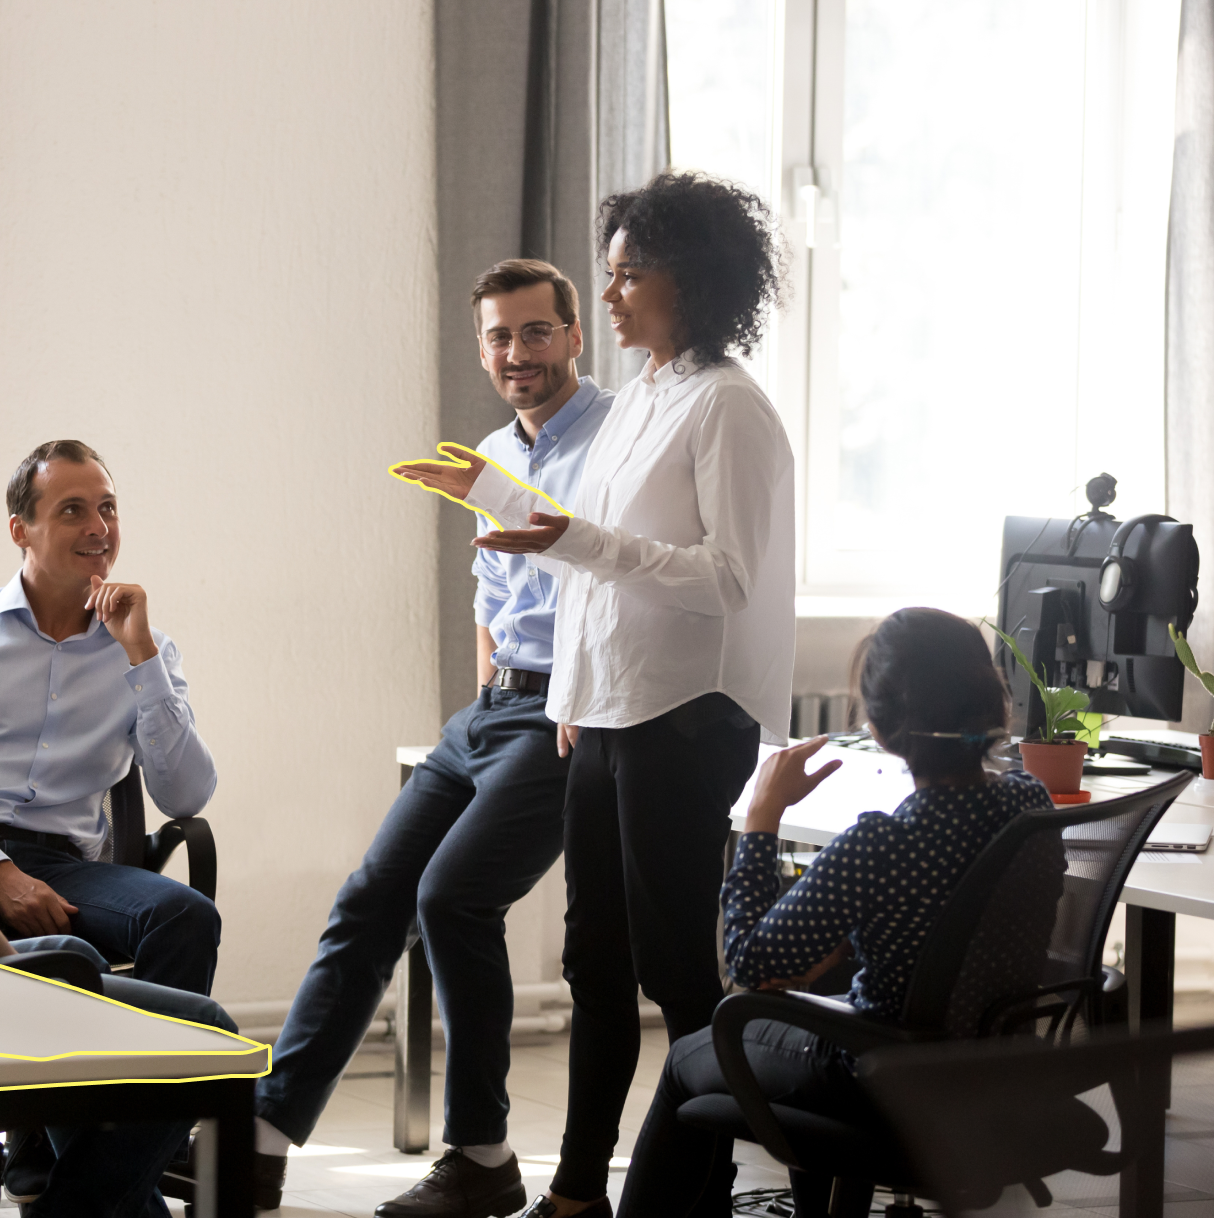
1101,735,1203,772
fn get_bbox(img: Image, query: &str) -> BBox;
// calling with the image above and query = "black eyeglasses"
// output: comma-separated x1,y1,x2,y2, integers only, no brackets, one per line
480,322,570,354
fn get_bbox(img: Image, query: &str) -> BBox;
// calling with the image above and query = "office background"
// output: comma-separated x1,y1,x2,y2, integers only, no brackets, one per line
0,0,1210,1020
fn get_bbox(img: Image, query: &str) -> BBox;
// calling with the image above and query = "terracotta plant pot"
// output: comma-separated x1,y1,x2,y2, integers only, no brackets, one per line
1019,740,1088,794
1199,735,1214,780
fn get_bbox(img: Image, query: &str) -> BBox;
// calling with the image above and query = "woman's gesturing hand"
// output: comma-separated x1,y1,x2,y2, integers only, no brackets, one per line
743,736,843,835
473,512,571,555
391,443,487,501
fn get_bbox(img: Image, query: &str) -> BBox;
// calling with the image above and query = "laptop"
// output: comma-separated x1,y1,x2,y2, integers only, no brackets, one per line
1143,823,1213,852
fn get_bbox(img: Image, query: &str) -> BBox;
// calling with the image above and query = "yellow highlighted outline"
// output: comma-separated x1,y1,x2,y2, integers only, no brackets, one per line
388,442,572,533
0,963,272,1090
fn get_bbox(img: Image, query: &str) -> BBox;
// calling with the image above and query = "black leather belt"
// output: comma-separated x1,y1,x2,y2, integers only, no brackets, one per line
0,825,83,861
489,667,550,695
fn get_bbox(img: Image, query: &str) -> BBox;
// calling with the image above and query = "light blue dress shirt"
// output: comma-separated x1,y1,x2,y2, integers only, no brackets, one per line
472,375,613,673
0,572,217,862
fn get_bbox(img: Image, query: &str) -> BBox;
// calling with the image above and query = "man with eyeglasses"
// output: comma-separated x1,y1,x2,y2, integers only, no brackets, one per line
251,259,613,1216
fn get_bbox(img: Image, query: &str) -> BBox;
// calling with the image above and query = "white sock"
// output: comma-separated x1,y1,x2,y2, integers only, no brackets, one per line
458,1140,513,1169
255,1117,292,1157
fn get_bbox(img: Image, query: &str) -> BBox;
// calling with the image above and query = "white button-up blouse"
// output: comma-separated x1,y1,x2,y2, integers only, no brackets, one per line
467,353,796,743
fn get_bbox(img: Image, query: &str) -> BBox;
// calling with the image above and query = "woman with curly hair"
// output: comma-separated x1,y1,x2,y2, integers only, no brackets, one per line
396,172,795,1216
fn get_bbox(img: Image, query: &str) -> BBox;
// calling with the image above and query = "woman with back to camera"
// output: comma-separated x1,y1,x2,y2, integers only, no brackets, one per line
394,173,795,1216
615,608,1057,1216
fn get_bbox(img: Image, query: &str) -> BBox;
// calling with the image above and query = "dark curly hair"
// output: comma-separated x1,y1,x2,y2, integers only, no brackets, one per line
596,172,788,367
853,608,1009,781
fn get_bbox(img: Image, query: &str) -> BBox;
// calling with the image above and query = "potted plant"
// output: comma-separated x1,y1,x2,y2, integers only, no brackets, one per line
1168,624,1214,779
988,622,1091,795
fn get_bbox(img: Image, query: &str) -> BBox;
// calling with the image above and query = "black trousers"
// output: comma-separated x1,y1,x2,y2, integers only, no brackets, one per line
616,1021,869,1218
551,696,760,1200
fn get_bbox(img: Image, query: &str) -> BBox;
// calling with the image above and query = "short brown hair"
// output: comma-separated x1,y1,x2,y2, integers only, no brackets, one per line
7,440,111,522
470,258,579,330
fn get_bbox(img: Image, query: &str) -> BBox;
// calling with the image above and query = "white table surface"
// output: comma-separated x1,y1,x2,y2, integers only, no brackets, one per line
729,743,1214,921
401,737,1213,921
0,967,270,1090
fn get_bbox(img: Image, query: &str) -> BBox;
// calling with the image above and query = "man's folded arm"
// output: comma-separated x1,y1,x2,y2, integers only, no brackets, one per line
127,636,217,817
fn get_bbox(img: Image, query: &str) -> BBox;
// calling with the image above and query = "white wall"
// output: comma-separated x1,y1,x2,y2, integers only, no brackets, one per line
0,0,441,1006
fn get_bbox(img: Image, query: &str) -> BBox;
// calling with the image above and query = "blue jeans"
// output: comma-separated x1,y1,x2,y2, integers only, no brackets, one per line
0,840,221,995
9,936,237,1218
256,686,569,1146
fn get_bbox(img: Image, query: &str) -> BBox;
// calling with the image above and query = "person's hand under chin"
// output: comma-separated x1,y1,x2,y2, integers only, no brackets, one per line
84,576,159,665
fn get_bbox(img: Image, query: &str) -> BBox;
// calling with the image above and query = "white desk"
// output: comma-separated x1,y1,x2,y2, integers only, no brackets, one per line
0,966,269,1217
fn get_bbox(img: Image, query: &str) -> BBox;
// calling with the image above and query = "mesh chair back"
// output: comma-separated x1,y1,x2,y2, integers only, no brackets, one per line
100,764,148,868
902,771,1192,1037
860,1023,1213,1218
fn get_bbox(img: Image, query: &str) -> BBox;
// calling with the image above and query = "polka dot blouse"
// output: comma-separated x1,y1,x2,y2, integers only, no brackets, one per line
722,770,1054,1018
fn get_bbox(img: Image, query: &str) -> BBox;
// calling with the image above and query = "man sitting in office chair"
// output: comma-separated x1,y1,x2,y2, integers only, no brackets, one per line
252,259,613,1215
0,440,220,1204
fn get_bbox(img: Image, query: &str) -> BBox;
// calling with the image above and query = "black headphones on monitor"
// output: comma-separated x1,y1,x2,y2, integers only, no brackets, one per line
1098,514,1176,612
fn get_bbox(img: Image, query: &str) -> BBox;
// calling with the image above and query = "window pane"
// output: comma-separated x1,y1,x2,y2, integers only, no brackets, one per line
665,0,775,206
830,0,1088,607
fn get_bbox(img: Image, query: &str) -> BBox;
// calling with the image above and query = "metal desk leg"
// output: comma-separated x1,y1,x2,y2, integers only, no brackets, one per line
1125,906,1177,1032
1119,906,1176,1218
392,760,433,1154
217,1079,256,1217
190,1080,256,1218
394,939,434,1153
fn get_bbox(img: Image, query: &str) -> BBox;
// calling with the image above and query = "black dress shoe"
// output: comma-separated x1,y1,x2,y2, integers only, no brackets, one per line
2,1129,53,1204
253,1151,288,1211
519,1198,612,1218
374,1148,527,1218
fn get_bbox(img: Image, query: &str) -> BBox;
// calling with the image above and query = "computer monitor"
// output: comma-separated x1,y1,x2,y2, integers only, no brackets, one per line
996,482,1200,739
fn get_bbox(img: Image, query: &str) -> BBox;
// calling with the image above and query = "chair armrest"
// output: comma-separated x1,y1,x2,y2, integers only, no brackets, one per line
711,991,933,1170
726,991,927,1056
144,817,217,902
3,950,105,995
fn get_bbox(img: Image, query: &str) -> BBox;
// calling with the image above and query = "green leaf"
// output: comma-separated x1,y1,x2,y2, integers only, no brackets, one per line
1169,624,1215,696
1169,623,1201,677
1051,687,1092,713
984,619,1047,699
1053,716,1087,736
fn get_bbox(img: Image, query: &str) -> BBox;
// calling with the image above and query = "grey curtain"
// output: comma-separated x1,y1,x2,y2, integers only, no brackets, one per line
1165,0,1214,732
434,0,669,719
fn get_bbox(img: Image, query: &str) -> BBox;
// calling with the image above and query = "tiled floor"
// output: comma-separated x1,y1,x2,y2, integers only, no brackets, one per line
204,1018,1209,1218
179,1029,788,1216
2,1014,1210,1217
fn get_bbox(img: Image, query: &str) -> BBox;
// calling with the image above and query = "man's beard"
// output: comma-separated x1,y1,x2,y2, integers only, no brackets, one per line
496,360,568,408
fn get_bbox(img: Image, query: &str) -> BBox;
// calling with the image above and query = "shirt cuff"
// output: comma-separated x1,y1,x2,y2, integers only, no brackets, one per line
125,652,173,706
542,516,601,567
732,831,779,870
466,463,539,531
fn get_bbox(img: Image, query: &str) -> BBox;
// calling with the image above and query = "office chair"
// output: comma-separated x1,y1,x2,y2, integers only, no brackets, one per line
678,770,1192,1217
859,1023,1213,1218
100,763,217,971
